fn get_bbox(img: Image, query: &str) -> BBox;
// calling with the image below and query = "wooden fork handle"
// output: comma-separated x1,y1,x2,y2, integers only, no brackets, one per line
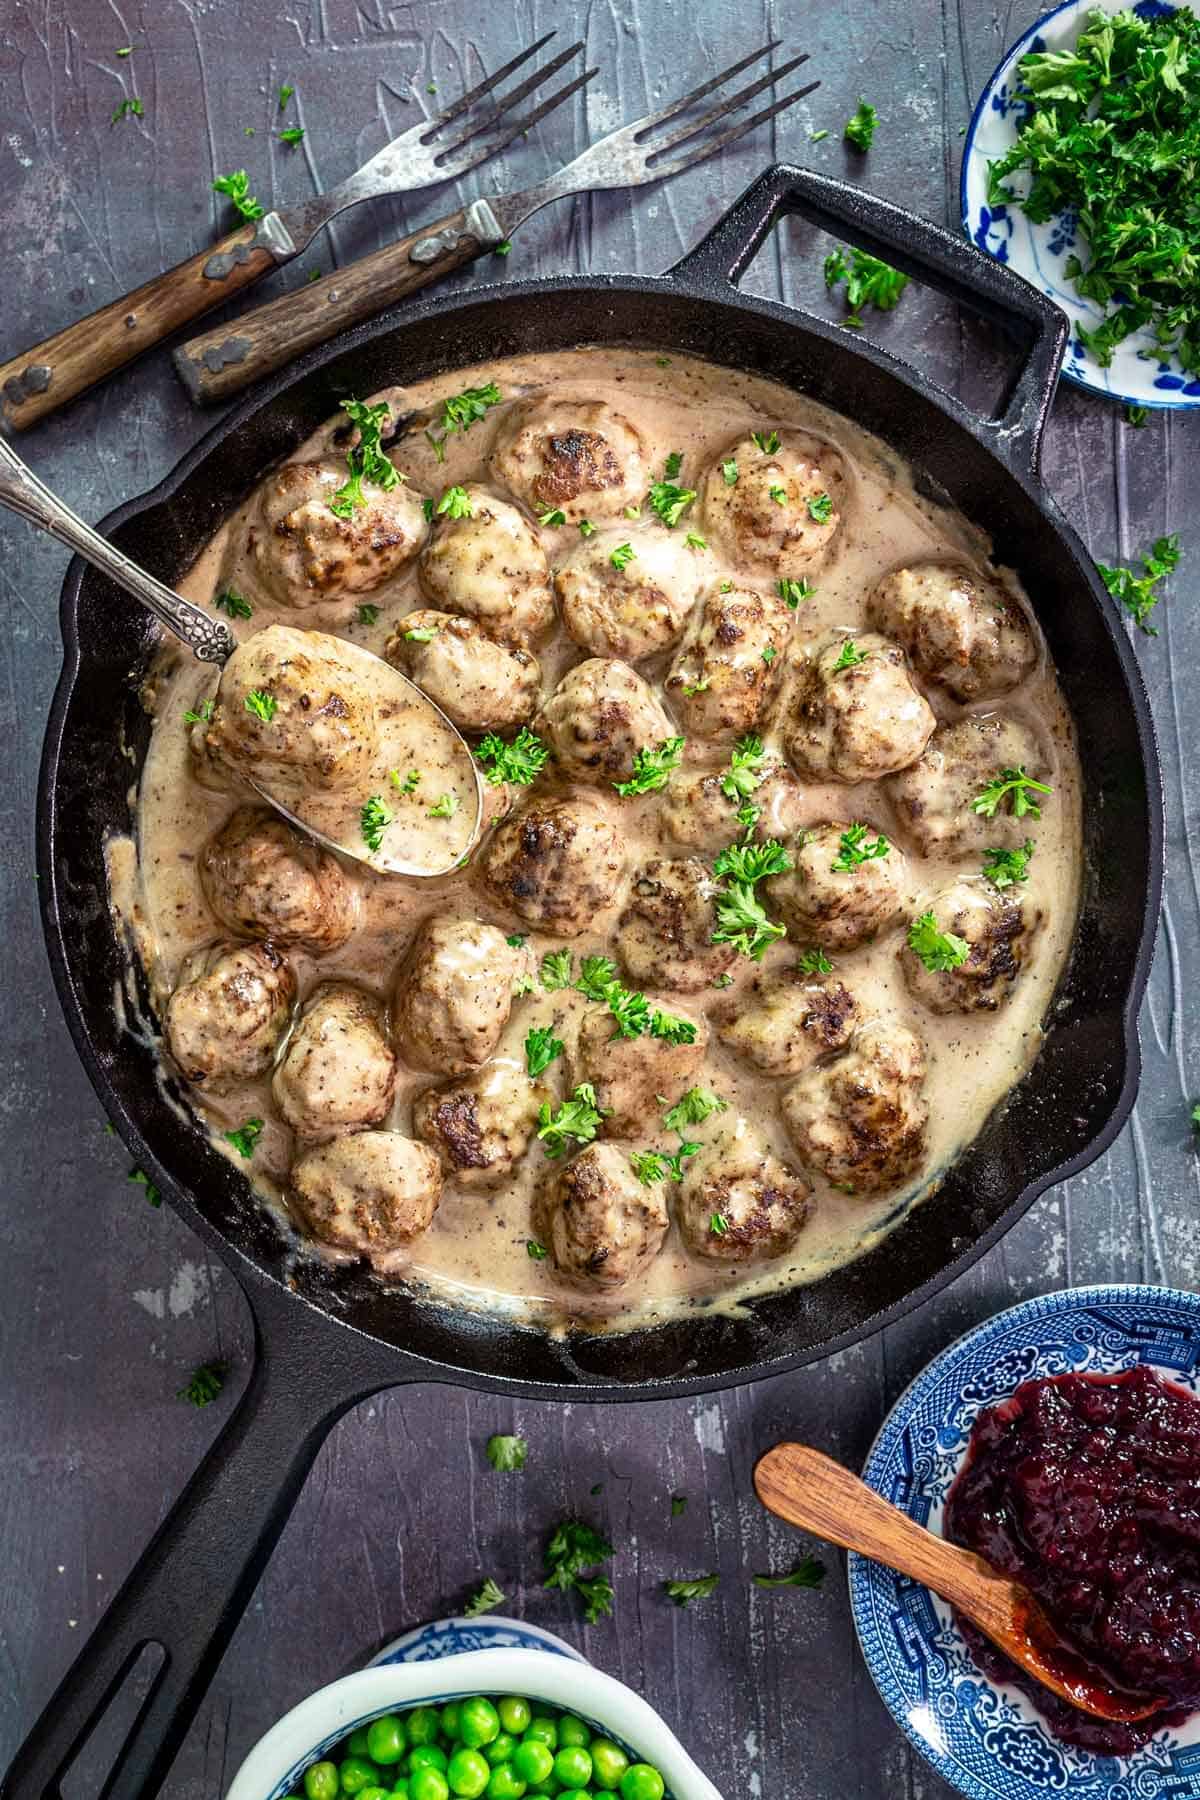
0,220,289,432
173,202,501,407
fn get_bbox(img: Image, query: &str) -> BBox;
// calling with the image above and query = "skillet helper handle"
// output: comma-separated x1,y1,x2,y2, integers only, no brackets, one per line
0,220,290,432
174,202,499,406
668,163,1069,480
0,1298,393,1800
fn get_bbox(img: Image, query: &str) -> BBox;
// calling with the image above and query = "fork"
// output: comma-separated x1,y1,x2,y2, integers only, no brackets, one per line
174,44,820,406
0,33,589,431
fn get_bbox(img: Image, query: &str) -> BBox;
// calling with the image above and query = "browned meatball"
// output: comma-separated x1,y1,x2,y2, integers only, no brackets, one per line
781,1022,929,1195
533,1142,669,1289
661,762,809,851
480,798,626,935
664,585,792,744
252,458,428,603
867,561,1037,701
785,633,935,784
675,1125,813,1261
614,859,737,992
489,397,650,523
200,805,360,954
765,822,908,952
412,1057,546,1189
901,879,1039,1014
385,609,541,734
272,982,397,1143
568,1003,709,1138
290,1131,442,1258
538,658,675,786
165,940,295,1089
885,714,1052,858
417,484,555,647
700,429,849,579
392,916,531,1076
714,972,858,1077
205,624,377,794
555,527,702,661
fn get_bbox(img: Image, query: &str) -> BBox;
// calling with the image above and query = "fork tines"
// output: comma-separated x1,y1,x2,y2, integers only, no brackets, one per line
631,44,821,179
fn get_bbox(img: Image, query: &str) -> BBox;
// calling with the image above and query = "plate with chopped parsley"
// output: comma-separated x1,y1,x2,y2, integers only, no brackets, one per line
961,0,1200,410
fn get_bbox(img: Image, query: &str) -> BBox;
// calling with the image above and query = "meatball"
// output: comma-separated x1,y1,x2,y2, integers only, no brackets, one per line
538,658,675,786
392,916,530,1076
291,1131,442,1258
715,972,858,1077
664,585,792,743
885,714,1051,858
614,858,736,992
765,821,908,951
662,762,809,852
413,1057,546,1189
251,458,427,603
533,1142,669,1289
384,609,540,734
902,879,1038,1014
200,805,360,954
866,561,1037,702
272,982,397,1143
205,624,377,794
417,484,554,647
784,632,935,784
489,397,649,523
165,940,295,1089
555,526,702,661
480,797,626,935
568,1003,709,1138
781,1022,929,1195
676,1123,813,1261
701,429,849,579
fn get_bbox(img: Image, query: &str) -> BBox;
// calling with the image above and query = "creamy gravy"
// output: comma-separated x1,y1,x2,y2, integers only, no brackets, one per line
109,348,1082,1330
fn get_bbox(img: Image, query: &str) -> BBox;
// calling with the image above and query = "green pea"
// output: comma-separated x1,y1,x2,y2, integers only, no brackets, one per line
459,1698,501,1750
369,1718,409,1767
557,1720,589,1750
440,1704,461,1741
554,1749,592,1790
485,1734,516,1767
619,1769,664,1800
408,1708,442,1748
389,1786,411,1800
446,1747,491,1798
512,1740,554,1785
485,1768,527,1800
359,1788,391,1800
559,1791,594,1799
304,1762,339,1800
409,1771,450,1800
589,1742,629,1791
497,1698,531,1736
342,1760,382,1796
348,1731,373,1757
409,1748,449,1775
524,1719,558,1751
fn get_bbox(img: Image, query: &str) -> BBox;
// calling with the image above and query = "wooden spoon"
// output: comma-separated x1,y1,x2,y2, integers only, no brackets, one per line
754,1442,1160,1725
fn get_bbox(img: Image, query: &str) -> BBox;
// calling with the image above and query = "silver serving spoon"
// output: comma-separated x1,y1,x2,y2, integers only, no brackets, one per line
0,434,485,877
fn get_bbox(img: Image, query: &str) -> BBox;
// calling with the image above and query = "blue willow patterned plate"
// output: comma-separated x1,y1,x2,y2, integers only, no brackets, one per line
960,0,1200,410
849,1285,1200,1800
367,1614,586,1667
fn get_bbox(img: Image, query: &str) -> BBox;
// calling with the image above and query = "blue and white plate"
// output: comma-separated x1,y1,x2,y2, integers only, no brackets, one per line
368,1613,585,1667
961,0,1200,410
849,1284,1200,1800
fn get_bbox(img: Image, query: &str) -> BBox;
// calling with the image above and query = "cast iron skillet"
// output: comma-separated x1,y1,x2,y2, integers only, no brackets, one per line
7,166,1162,1800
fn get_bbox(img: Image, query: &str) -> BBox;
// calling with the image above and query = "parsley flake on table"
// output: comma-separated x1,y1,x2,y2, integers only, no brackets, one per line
464,1577,506,1618
493,240,512,256
808,491,834,523
212,168,263,221
824,246,910,328
663,1086,728,1132
720,733,767,802
544,1519,615,1624
777,577,813,608
224,1118,263,1159
538,506,567,526
844,98,878,150
713,838,792,884
983,839,1034,888
664,1574,719,1607
525,1025,565,1079
537,1084,607,1156
474,726,549,787
907,911,970,973
831,823,890,872
753,1556,826,1590
798,948,834,975
612,735,685,797
244,689,276,722
540,949,574,991
831,637,867,673
424,381,502,460
648,479,697,528
971,765,1052,819
115,44,135,56
1098,533,1181,634
112,96,144,122
360,795,392,851
129,1167,161,1206
278,83,295,110
178,1362,226,1407
329,397,400,518
610,541,635,571
671,1494,688,1517
278,126,305,146
486,1433,528,1472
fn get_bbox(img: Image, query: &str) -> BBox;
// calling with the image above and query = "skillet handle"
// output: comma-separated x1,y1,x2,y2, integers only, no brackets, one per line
667,163,1068,482
0,1286,398,1800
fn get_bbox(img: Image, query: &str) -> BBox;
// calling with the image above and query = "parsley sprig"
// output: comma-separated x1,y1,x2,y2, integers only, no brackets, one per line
212,169,263,221
830,823,890,872
1098,533,1181,634
971,766,1053,820
908,911,970,973
983,840,1034,888
475,726,549,787
537,1084,607,1157
664,1574,719,1607
330,398,400,519
544,1520,614,1624
425,381,502,460
844,99,878,150
824,246,909,328
613,736,685,797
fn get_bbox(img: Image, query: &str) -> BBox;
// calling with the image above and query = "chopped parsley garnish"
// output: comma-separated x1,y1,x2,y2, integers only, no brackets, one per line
712,881,786,960
526,1239,549,1259
719,578,734,592
671,1494,688,1517
116,45,134,56
751,429,781,455
464,1577,506,1618
390,767,421,793
429,793,458,819
808,491,834,523
212,169,263,220
663,1086,728,1132
579,519,596,537
576,955,618,1002
605,987,649,1039
682,677,710,696
494,240,512,256
112,96,144,122
437,484,473,518
844,99,878,151
664,451,684,478
404,624,439,642
664,1574,719,1606
830,823,890,872
753,1556,826,1590
544,1520,614,1624
525,1026,565,1079
474,726,549,787
486,1434,528,1472
713,838,792,884
983,839,1034,888
278,126,305,146
540,949,574,991
330,397,400,518
183,698,214,726
1098,533,1181,634
422,496,435,520
538,506,567,526
908,911,971,973
630,1150,667,1185
721,458,739,485
357,603,380,625
762,645,777,665
179,1362,226,1407
778,577,813,608
824,246,909,328
360,795,392,851
214,587,252,619
537,1084,607,1157
831,637,867,673
713,972,734,989
506,933,528,948
798,948,834,975
648,479,697,528
425,381,502,459
720,733,768,802
610,541,635,571
243,689,276,722
278,83,295,109
129,1167,161,1207
612,735,686,797
811,128,829,143
650,1009,697,1046
225,1118,263,1158
710,1212,730,1235
624,503,642,519
685,531,707,550
971,765,1053,820
768,484,788,505
1126,405,1149,428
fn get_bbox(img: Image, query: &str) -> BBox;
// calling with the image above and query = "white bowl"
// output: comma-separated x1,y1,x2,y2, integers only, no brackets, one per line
225,1639,724,1800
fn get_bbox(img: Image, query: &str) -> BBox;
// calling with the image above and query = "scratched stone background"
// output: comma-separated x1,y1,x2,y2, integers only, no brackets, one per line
0,3,1196,1797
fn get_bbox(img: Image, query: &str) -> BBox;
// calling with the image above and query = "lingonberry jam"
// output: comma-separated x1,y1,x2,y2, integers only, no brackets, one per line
943,1363,1200,1753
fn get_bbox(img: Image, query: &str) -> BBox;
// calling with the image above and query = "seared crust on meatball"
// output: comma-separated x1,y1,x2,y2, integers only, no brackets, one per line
538,658,675,785
555,526,702,661
480,798,626,935
715,972,858,1077
206,624,377,794
676,1123,813,1261
165,940,295,1089
867,561,1037,702
885,714,1051,858
781,1022,929,1195
272,981,397,1143
489,397,649,523
765,821,907,951
385,609,540,734
417,484,554,647
392,916,531,1075
662,762,809,851
290,1131,442,1258
665,584,792,743
785,632,935,784
902,878,1038,1014
615,858,736,992
534,1142,669,1289
568,1003,709,1138
252,458,427,603
412,1057,546,1189
200,805,360,954
700,429,849,579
